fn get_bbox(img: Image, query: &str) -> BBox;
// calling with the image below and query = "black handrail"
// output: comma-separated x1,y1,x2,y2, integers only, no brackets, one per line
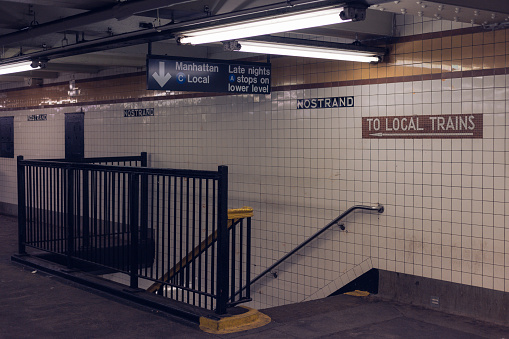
249,204,384,287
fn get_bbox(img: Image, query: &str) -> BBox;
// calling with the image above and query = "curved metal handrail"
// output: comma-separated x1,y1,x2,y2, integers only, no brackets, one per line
249,204,384,287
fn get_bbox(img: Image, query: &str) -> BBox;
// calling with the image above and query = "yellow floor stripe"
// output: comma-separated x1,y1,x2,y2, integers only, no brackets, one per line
200,306,271,334
344,290,370,297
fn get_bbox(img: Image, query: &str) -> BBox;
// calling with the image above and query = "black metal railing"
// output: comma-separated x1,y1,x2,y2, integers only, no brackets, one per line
17,155,250,314
245,204,384,292
146,207,253,307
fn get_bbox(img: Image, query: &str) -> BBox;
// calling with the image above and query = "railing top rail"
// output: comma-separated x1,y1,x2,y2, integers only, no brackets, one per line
249,204,384,288
35,155,144,163
18,159,223,179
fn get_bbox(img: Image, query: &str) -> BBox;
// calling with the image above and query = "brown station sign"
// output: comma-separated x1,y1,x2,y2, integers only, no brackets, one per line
362,113,483,139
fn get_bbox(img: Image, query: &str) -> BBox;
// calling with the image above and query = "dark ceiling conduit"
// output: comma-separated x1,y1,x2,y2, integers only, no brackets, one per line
0,0,194,47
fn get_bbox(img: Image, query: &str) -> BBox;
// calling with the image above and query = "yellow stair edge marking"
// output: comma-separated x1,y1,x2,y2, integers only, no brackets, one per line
344,290,370,297
199,306,271,334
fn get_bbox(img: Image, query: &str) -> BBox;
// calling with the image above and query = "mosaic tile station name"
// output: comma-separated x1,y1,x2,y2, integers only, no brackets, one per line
297,96,354,109
124,108,154,117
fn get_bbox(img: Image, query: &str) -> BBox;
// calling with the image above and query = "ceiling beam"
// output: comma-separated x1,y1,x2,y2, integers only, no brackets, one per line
424,0,509,15
0,0,115,11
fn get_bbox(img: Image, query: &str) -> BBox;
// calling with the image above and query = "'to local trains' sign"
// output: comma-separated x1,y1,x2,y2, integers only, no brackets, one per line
362,113,483,139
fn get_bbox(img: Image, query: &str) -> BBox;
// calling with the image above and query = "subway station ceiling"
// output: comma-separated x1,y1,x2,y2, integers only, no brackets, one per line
0,0,508,83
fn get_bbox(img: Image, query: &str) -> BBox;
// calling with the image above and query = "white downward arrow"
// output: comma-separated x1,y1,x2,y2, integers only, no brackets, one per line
152,61,172,87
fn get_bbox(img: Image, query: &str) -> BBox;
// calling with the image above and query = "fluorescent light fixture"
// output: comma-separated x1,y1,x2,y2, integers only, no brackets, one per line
178,7,350,45
237,40,381,63
0,61,41,75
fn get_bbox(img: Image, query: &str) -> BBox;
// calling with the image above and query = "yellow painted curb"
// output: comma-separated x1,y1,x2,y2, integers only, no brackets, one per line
344,290,370,297
199,306,271,334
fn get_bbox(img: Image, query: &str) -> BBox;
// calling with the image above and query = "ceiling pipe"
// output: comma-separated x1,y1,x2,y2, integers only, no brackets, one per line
0,0,195,47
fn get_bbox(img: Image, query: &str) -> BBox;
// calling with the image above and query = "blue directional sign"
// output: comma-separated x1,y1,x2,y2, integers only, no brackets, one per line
147,56,271,94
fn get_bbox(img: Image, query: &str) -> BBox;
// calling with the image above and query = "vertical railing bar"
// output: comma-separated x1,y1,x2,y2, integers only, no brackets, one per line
140,152,148,241
197,178,202,308
103,171,107,265
35,166,40,248
155,175,160,290
51,167,55,252
186,176,190,304
211,179,216,310
34,166,38,249
166,174,171,298
41,166,46,251
41,167,49,250
25,164,31,248
204,179,209,309
93,171,98,263
116,172,121,271
246,216,251,300
48,167,52,252
66,167,75,269
129,173,139,289
111,171,117,270
26,164,31,250
49,167,54,253
230,220,237,303
17,156,26,254
49,167,53,252
149,174,155,279
60,168,65,254
52,167,57,253
121,173,125,271
83,169,90,248
172,175,177,300
25,163,31,249
239,219,244,302
161,175,166,297
216,166,228,314
97,171,101,264
107,171,111,267
192,177,196,306
56,167,60,253
42,166,46,250
75,170,80,258
142,174,148,277
181,177,185,300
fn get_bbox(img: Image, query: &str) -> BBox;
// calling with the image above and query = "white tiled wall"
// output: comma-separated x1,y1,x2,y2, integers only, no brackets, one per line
395,14,474,36
2,69,508,309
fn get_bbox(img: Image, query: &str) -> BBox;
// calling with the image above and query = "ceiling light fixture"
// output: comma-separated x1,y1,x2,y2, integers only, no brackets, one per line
232,39,384,63
0,60,42,76
178,7,353,45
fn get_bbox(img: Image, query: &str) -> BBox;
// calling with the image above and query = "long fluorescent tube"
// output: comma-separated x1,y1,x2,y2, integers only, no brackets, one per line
178,7,350,45
0,61,41,75
237,40,381,63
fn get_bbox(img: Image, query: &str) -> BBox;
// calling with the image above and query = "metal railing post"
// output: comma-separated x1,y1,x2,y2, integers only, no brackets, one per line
246,216,251,300
215,165,228,314
129,173,139,289
17,156,26,255
66,167,75,268
140,152,148,240
82,169,90,247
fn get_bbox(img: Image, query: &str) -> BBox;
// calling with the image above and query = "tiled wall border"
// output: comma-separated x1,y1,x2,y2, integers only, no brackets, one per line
0,24,503,113
0,65,506,113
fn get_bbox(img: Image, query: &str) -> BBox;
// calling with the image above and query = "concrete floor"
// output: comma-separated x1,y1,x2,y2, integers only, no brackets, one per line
1,214,508,338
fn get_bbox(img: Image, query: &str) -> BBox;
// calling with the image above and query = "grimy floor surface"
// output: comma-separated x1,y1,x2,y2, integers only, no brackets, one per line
1,214,508,338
